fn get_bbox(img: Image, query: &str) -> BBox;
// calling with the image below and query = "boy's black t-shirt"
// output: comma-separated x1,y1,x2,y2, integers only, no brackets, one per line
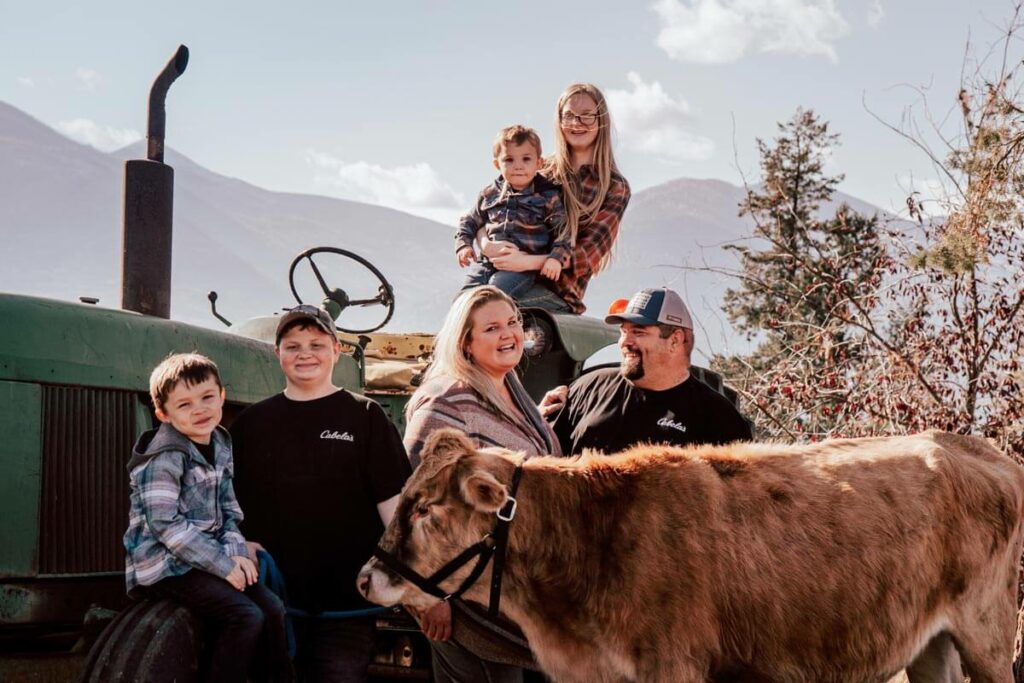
230,390,412,611
190,439,216,464
551,368,753,456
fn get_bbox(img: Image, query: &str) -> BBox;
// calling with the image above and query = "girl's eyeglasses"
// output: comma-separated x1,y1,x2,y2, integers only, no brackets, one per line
560,111,599,127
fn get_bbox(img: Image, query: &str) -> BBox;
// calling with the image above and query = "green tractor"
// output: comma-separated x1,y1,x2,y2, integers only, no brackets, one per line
0,46,740,682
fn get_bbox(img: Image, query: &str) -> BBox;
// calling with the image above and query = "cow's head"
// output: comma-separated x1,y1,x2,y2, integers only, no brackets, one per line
357,428,516,610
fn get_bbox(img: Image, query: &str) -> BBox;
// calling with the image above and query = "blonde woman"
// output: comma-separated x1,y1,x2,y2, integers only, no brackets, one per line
404,285,559,468
404,286,559,683
488,83,631,315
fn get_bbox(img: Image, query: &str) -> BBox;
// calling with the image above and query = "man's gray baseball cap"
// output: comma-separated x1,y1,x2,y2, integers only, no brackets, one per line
605,287,693,329
275,304,337,344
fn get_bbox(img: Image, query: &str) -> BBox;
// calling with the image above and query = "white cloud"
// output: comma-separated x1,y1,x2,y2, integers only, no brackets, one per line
867,0,883,29
76,67,101,91
16,76,34,87
606,72,714,162
57,118,142,152
306,150,465,222
652,0,850,64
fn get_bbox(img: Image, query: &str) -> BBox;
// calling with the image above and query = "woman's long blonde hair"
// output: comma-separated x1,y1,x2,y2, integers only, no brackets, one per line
547,83,620,272
421,286,521,415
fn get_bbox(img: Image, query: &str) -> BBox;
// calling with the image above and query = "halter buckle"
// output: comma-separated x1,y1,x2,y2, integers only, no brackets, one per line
496,496,517,522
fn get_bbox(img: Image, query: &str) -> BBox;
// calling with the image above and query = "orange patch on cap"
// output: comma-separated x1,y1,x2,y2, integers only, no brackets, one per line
607,298,630,315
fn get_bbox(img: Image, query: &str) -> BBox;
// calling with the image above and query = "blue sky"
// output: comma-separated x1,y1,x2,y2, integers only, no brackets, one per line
0,0,1011,224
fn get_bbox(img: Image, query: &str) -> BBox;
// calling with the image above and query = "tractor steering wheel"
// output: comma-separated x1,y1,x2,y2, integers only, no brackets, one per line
287,247,396,334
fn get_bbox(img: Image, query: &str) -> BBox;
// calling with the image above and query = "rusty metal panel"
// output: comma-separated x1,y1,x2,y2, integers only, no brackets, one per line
39,386,135,575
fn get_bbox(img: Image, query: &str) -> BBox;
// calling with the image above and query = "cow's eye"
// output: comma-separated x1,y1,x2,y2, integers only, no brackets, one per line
414,504,430,519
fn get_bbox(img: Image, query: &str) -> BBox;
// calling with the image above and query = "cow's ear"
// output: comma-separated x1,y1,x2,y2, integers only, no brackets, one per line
460,470,508,514
422,428,476,463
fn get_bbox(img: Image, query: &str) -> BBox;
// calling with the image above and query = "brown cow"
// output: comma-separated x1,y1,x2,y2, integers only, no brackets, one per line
358,429,1024,683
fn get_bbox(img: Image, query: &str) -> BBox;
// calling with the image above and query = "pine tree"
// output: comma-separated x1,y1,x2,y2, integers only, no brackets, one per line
724,108,881,344
717,109,884,436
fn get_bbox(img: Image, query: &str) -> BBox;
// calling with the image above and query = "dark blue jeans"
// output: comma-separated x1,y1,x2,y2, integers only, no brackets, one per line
152,569,290,683
430,638,524,683
513,283,572,314
461,260,537,300
292,617,375,683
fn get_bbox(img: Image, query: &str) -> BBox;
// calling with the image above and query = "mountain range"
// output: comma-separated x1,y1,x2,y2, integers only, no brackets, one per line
0,100,886,359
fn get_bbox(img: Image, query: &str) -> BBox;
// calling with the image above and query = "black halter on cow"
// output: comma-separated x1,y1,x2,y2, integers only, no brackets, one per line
369,458,525,617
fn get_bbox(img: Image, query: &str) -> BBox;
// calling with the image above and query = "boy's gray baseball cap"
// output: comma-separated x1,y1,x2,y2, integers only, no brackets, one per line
275,304,337,344
605,287,693,329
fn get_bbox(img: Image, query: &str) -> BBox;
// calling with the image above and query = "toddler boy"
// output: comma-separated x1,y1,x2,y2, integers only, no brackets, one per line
456,124,569,299
124,352,288,683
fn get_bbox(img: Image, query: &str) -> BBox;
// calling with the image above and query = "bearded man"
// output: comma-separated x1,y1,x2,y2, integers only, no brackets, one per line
543,287,752,454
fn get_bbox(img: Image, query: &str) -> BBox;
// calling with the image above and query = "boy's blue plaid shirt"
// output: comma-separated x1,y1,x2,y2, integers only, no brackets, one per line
123,424,248,594
455,174,571,267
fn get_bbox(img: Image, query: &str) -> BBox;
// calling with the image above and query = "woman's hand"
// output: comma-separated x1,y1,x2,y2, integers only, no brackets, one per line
410,601,452,642
490,243,548,273
478,232,508,259
481,238,514,259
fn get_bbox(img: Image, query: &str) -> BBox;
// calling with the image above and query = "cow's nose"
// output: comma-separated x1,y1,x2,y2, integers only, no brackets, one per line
357,571,371,598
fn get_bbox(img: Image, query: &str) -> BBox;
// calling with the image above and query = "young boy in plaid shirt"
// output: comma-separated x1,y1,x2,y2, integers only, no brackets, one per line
124,353,288,683
456,124,570,300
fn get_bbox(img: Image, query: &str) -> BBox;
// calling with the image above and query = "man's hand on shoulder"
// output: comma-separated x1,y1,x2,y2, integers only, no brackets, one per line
539,385,568,418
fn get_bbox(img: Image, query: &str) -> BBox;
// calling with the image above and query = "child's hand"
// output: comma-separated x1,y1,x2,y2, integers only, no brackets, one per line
457,247,476,267
540,257,562,281
227,555,258,590
226,563,247,591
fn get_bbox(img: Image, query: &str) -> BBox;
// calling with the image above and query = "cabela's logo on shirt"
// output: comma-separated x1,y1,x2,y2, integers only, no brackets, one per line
320,430,355,442
657,417,687,433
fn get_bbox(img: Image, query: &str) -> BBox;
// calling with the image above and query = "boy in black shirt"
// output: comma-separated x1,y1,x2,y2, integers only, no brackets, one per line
544,287,752,454
231,305,412,683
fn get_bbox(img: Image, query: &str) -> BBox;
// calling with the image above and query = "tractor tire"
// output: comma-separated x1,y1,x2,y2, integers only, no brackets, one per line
78,598,203,683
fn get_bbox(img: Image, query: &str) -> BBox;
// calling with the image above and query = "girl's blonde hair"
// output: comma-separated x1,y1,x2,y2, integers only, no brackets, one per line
422,286,521,414
547,83,620,272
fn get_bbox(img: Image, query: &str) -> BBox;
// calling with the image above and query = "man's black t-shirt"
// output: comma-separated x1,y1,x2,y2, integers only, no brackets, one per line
550,367,753,455
230,390,411,611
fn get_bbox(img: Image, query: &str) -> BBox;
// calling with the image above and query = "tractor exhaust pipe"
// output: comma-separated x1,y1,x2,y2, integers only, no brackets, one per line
121,45,189,318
